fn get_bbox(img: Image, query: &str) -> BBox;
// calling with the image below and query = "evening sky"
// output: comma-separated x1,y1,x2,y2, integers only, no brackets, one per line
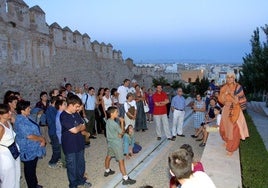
23,0,268,64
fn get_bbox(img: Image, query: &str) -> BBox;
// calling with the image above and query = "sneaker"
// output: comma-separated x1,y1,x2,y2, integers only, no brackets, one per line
78,181,92,188
157,137,161,140
199,143,206,147
104,169,115,177
56,161,63,168
122,177,136,185
168,136,176,141
191,135,198,138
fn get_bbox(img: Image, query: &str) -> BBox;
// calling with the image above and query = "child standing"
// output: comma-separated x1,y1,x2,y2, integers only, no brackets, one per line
104,106,136,185
55,99,67,167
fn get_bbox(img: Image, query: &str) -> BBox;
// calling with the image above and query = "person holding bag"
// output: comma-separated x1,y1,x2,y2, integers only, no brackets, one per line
0,104,21,188
124,93,137,129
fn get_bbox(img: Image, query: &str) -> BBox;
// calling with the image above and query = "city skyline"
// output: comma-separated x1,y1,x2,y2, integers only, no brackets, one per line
24,0,268,64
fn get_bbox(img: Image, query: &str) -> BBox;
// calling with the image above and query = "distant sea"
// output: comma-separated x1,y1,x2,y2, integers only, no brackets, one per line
134,59,243,65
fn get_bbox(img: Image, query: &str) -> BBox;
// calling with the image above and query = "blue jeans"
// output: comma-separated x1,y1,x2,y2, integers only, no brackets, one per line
49,134,61,165
65,150,86,188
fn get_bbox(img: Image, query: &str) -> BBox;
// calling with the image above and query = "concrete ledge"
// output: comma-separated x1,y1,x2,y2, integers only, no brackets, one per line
201,132,242,188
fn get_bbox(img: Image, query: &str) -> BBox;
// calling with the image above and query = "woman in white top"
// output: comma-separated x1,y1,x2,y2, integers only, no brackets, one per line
124,93,137,129
0,104,20,188
102,88,113,118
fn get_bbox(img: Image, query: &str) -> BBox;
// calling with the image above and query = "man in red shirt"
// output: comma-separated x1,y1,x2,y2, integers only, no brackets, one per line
152,85,174,141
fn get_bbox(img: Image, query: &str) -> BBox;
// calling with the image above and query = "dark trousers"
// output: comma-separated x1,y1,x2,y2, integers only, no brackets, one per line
85,110,95,135
65,150,86,188
23,157,38,188
166,102,171,118
49,134,61,165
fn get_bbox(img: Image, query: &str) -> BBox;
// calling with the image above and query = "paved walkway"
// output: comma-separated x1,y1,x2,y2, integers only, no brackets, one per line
19,103,268,188
247,109,268,151
20,106,205,188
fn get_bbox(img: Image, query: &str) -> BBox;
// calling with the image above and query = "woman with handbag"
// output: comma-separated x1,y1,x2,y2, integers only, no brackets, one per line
14,101,46,188
134,85,147,132
124,93,137,129
218,72,249,156
0,104,20,188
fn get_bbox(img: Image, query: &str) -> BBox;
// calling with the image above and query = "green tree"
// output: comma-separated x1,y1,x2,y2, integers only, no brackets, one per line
241,25,268,95
152,76,168,88
171,80,184,90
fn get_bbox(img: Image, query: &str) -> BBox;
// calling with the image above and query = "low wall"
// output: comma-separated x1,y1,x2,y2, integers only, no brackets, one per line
201,132,242,188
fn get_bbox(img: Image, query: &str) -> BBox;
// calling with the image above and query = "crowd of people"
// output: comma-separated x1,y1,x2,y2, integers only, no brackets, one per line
0,73,249,188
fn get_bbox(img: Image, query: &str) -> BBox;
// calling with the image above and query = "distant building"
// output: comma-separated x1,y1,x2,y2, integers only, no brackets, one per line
180,69,206,83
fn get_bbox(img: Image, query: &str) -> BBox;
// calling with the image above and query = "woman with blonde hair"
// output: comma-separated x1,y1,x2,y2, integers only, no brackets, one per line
218,72,249,156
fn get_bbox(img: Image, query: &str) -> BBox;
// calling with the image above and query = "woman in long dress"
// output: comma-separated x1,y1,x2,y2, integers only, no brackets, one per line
0,104,20,188
218,72,249,155
134,85,147,132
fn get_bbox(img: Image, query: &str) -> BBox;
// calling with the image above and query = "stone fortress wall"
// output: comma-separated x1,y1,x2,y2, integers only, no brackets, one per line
0,0,140,102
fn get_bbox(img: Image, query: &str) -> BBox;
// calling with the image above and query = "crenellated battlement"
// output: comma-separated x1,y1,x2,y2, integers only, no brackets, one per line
0,0,123,64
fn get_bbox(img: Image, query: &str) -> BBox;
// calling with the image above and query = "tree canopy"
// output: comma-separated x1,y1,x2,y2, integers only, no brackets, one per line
241,24,268,95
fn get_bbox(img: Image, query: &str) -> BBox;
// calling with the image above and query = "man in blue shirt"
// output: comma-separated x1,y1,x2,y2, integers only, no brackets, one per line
82,87,97,139
171,88,186,139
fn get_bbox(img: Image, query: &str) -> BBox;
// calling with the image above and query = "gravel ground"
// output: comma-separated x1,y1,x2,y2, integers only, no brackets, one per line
20,108,204,188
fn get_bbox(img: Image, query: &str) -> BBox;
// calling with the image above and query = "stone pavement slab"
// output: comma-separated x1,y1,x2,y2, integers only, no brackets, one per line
20,107,204,188
247,109,268,151
201,132,242,188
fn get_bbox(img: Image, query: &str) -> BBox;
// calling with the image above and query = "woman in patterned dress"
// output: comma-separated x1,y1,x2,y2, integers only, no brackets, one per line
192,94,206,137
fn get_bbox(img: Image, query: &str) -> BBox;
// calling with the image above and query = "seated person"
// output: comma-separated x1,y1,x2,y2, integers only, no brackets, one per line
123,124,142,159
168,149,216,188
199,106,221,147
191,98,220,147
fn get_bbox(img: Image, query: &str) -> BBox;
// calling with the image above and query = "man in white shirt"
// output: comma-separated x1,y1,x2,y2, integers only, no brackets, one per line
117,79,130,117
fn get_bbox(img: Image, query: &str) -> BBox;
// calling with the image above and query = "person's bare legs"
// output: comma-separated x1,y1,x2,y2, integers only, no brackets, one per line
195,126,204,138
202,129,209,144
118,160,127,176
105,156,111,169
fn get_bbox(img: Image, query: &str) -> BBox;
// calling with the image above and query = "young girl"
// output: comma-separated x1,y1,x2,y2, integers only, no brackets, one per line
199,106,222,147
123,124,142,159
